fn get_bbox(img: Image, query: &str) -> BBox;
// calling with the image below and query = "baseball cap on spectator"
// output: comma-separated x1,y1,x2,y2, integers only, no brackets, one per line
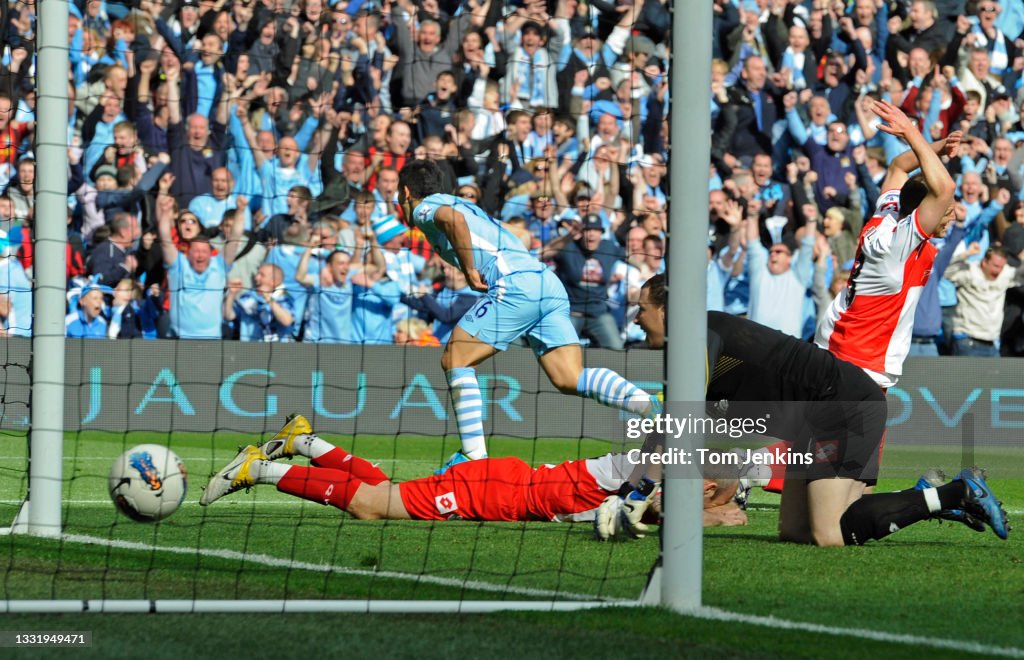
510,168,537,186
179,0,199,10
373,214,407,244
79,281,114,297
94,165,118,183
626,35,655,58
1002,226,1024,267
577,25,598,40
581,214,603,231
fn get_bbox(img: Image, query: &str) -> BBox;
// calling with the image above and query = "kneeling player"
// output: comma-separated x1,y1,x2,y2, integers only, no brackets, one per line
600,274,1009,546
200,415,746,527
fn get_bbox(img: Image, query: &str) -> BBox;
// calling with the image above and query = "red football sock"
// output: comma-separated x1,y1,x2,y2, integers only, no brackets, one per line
311,447,389,485
277,465,365,510
763,440,791,494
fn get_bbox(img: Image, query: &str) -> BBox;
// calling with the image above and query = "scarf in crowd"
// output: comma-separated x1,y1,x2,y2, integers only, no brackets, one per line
782,48,807,90
573,48,599,77
973,25,1009,75
513,46,549,107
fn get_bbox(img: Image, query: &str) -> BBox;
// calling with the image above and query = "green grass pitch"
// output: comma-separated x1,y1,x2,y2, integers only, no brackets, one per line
0,431,1022,657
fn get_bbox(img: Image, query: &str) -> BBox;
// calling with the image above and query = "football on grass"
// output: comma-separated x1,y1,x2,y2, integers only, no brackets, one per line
109,444,188,522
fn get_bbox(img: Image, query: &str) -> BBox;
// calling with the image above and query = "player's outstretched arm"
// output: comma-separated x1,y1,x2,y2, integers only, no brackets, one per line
872,99,955,235
433,206,488,292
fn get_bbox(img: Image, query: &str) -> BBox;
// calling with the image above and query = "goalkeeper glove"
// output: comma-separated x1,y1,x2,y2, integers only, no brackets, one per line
594,493,624,541
620,478,658,539
593,478,658,541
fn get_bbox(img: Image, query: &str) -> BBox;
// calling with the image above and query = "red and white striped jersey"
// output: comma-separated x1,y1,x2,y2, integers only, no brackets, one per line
815,188,937,388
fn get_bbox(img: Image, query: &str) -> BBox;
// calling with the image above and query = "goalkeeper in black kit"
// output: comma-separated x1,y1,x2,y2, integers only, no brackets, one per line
596,274,1009,546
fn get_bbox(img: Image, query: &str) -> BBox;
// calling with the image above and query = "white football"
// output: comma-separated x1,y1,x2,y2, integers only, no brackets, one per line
108,444,188,522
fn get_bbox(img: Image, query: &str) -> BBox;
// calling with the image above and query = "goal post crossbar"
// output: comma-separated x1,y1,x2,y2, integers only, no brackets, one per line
0,600,645,615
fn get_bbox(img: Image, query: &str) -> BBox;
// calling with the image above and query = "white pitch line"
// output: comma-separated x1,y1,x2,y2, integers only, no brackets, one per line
59,533,614,603
4,501,1023,518
18,534,1024,656
687,606,1024,658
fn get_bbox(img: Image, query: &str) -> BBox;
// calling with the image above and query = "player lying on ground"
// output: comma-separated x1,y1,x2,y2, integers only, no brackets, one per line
200,415,746,527
596,274,1009,545
398,160,659,472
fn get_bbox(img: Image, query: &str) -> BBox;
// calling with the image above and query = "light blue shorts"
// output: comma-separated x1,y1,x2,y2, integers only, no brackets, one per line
457,269,580,356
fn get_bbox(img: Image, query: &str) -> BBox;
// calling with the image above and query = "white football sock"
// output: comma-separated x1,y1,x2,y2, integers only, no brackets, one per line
254,460,289,485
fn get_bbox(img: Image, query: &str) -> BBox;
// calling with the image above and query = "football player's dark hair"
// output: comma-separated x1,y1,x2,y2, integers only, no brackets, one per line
643,273,667,309
899,177,928,213
399,160,445,200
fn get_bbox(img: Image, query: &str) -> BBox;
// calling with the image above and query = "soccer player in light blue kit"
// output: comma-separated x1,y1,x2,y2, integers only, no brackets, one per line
399,160,660,471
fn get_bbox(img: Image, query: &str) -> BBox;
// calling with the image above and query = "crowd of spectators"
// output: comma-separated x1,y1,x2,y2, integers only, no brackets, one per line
0,0,1023,357
706,0,1024,357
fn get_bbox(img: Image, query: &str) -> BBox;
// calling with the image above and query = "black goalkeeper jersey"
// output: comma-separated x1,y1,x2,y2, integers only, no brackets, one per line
705,311,860,404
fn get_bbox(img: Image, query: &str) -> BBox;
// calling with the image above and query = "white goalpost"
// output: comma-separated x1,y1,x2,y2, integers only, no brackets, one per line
660,0,712,612
1,0,68,539
2,0,711,614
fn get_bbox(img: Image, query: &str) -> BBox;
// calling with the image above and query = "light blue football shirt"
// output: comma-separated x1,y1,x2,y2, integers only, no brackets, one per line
411,194,543,284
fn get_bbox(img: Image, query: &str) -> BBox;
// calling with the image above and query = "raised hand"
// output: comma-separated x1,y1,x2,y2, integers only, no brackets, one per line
722,199,743,227
871,98,919,141
944,130,963,158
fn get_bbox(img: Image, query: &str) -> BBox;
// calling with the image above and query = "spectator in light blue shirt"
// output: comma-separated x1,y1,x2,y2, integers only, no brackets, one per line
188,167,252,231
745,217,816,339
156,191,245,339
65,283,112,339
0,244,32,337
223,263,295,341
298,247,358,344
352,266,402,344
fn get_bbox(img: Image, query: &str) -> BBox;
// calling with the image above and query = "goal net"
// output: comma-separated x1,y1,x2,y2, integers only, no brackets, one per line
0,0,712,614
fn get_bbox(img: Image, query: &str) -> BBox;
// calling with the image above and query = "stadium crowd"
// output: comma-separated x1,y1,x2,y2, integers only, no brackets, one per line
0,0,1022,356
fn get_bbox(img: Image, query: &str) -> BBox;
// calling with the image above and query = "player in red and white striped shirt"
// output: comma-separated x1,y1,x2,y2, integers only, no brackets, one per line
815,100,958,388
755,103,961,496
